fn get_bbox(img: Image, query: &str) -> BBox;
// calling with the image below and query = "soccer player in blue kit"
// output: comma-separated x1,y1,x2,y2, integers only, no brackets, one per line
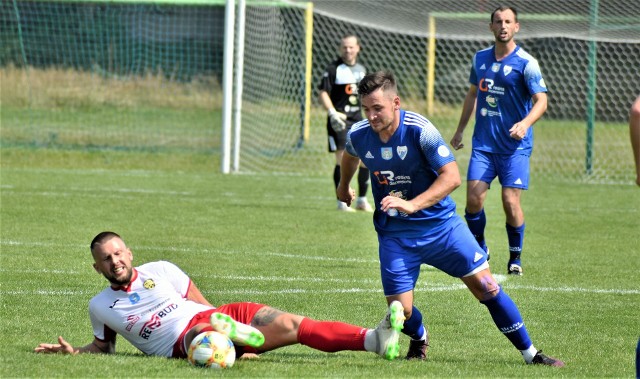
450,6,548,275
337,70,563,366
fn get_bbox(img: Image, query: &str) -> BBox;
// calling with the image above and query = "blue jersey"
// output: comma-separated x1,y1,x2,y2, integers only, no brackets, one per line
469,45,547,155
346,110,457,238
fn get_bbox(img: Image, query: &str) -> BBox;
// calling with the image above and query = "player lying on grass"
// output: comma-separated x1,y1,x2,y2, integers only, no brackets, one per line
34,231,405,361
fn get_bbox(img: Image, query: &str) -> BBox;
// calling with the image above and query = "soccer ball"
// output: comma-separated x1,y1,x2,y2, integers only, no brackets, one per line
187,331,236,369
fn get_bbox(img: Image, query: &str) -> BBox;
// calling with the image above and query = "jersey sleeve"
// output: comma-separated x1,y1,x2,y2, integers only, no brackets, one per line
419,121,456,171
158,261,191,298
89,297,117,342
318,64,335,93
345,128,359,157
468,53,479,86
523,58,547,96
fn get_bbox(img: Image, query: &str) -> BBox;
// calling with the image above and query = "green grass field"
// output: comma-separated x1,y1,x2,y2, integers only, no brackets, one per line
1,146,638,378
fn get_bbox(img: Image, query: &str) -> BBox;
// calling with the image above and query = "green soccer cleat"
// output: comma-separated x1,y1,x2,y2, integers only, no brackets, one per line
373,301,406,360
210,312,265,348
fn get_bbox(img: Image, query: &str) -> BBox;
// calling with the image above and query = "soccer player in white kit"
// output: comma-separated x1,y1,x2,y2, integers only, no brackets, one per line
34,231,406,360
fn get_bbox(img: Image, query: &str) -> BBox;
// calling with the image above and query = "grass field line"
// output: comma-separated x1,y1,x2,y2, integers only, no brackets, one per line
2,268,638,296
0,240,380,264
3,240,639,296
3,283,639,297
1,167,329,180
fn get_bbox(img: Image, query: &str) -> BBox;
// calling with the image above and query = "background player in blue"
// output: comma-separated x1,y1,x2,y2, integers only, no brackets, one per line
450,6,548,275
319,34,373,212
337,70,563,366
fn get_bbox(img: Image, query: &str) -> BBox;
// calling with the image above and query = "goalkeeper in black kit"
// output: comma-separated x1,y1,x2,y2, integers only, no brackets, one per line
318,34,373,212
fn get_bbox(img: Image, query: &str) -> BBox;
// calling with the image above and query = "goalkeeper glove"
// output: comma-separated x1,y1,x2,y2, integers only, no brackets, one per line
328,108,347,132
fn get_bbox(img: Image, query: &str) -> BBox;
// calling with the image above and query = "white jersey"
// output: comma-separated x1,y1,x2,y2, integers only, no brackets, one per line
88,261,212,357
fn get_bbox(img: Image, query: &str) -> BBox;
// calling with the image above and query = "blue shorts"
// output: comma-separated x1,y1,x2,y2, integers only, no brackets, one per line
378,216,488,296
467,149,530,189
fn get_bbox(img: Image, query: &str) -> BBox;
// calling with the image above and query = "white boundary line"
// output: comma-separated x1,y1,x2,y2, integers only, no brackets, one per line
2,241,639,296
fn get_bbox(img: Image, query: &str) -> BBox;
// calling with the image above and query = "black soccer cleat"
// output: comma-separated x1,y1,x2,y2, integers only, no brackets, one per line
530,350,565,367
405,331,429,361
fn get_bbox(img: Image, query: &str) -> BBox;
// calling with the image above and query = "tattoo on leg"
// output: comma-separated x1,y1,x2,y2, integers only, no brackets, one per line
252,307,283,327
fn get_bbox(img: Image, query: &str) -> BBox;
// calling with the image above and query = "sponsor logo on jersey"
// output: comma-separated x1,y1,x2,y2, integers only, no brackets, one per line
374,170,393,185
486,95,498,107
126,315,140,331
374,170,412,187
479,63,486,70
479,78,493,92
109,299,120,309
139,303,179,340
381,147,393,160
365,151,374,159
397,146,407,160
129,293,140,304
479,78,505,96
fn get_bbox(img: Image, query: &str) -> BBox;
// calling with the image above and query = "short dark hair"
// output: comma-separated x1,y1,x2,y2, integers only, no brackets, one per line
342,34,359,44
491,6,518,23
358,70,397,97
90,231,121,251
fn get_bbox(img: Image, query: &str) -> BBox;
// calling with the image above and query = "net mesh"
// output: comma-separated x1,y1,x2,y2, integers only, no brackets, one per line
2,0,639,183
305,0,640,184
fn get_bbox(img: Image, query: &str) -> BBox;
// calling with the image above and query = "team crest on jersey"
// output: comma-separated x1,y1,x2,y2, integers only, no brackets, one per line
503,65,513,76
397,146,408,160
491,63,501,72
143,279,155,289
381,147,393,160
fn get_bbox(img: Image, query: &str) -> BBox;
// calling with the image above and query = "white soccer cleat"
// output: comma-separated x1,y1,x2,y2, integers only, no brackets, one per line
337,200,355,212
355,199,374,212
373,301,405,360
210,312,265,348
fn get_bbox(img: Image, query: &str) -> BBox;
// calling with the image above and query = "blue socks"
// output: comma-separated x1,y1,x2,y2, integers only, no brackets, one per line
481,288,532,350
465,209,487,252
506,223,525,264
402,305,426,341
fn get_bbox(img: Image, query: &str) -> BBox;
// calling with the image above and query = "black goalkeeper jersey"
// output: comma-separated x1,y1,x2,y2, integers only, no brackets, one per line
318,58,366,123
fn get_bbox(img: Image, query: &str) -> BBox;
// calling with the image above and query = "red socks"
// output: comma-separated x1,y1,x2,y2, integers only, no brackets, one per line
297,318,367,352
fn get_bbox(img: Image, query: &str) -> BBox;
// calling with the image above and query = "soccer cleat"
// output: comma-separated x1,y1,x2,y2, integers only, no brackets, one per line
373,301,405,360
508,263,523,275
210,312,265,348
355,199,374,212
530,350,565,367
405,335,429,360
337,201,355,212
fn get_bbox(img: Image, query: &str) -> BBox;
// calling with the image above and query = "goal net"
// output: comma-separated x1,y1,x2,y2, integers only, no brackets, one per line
304,0,640,184
2,0,639,184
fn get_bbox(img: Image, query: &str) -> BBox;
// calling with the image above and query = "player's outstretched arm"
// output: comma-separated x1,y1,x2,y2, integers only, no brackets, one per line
337,152,359,206
451,85,477,150
35,336,114,355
